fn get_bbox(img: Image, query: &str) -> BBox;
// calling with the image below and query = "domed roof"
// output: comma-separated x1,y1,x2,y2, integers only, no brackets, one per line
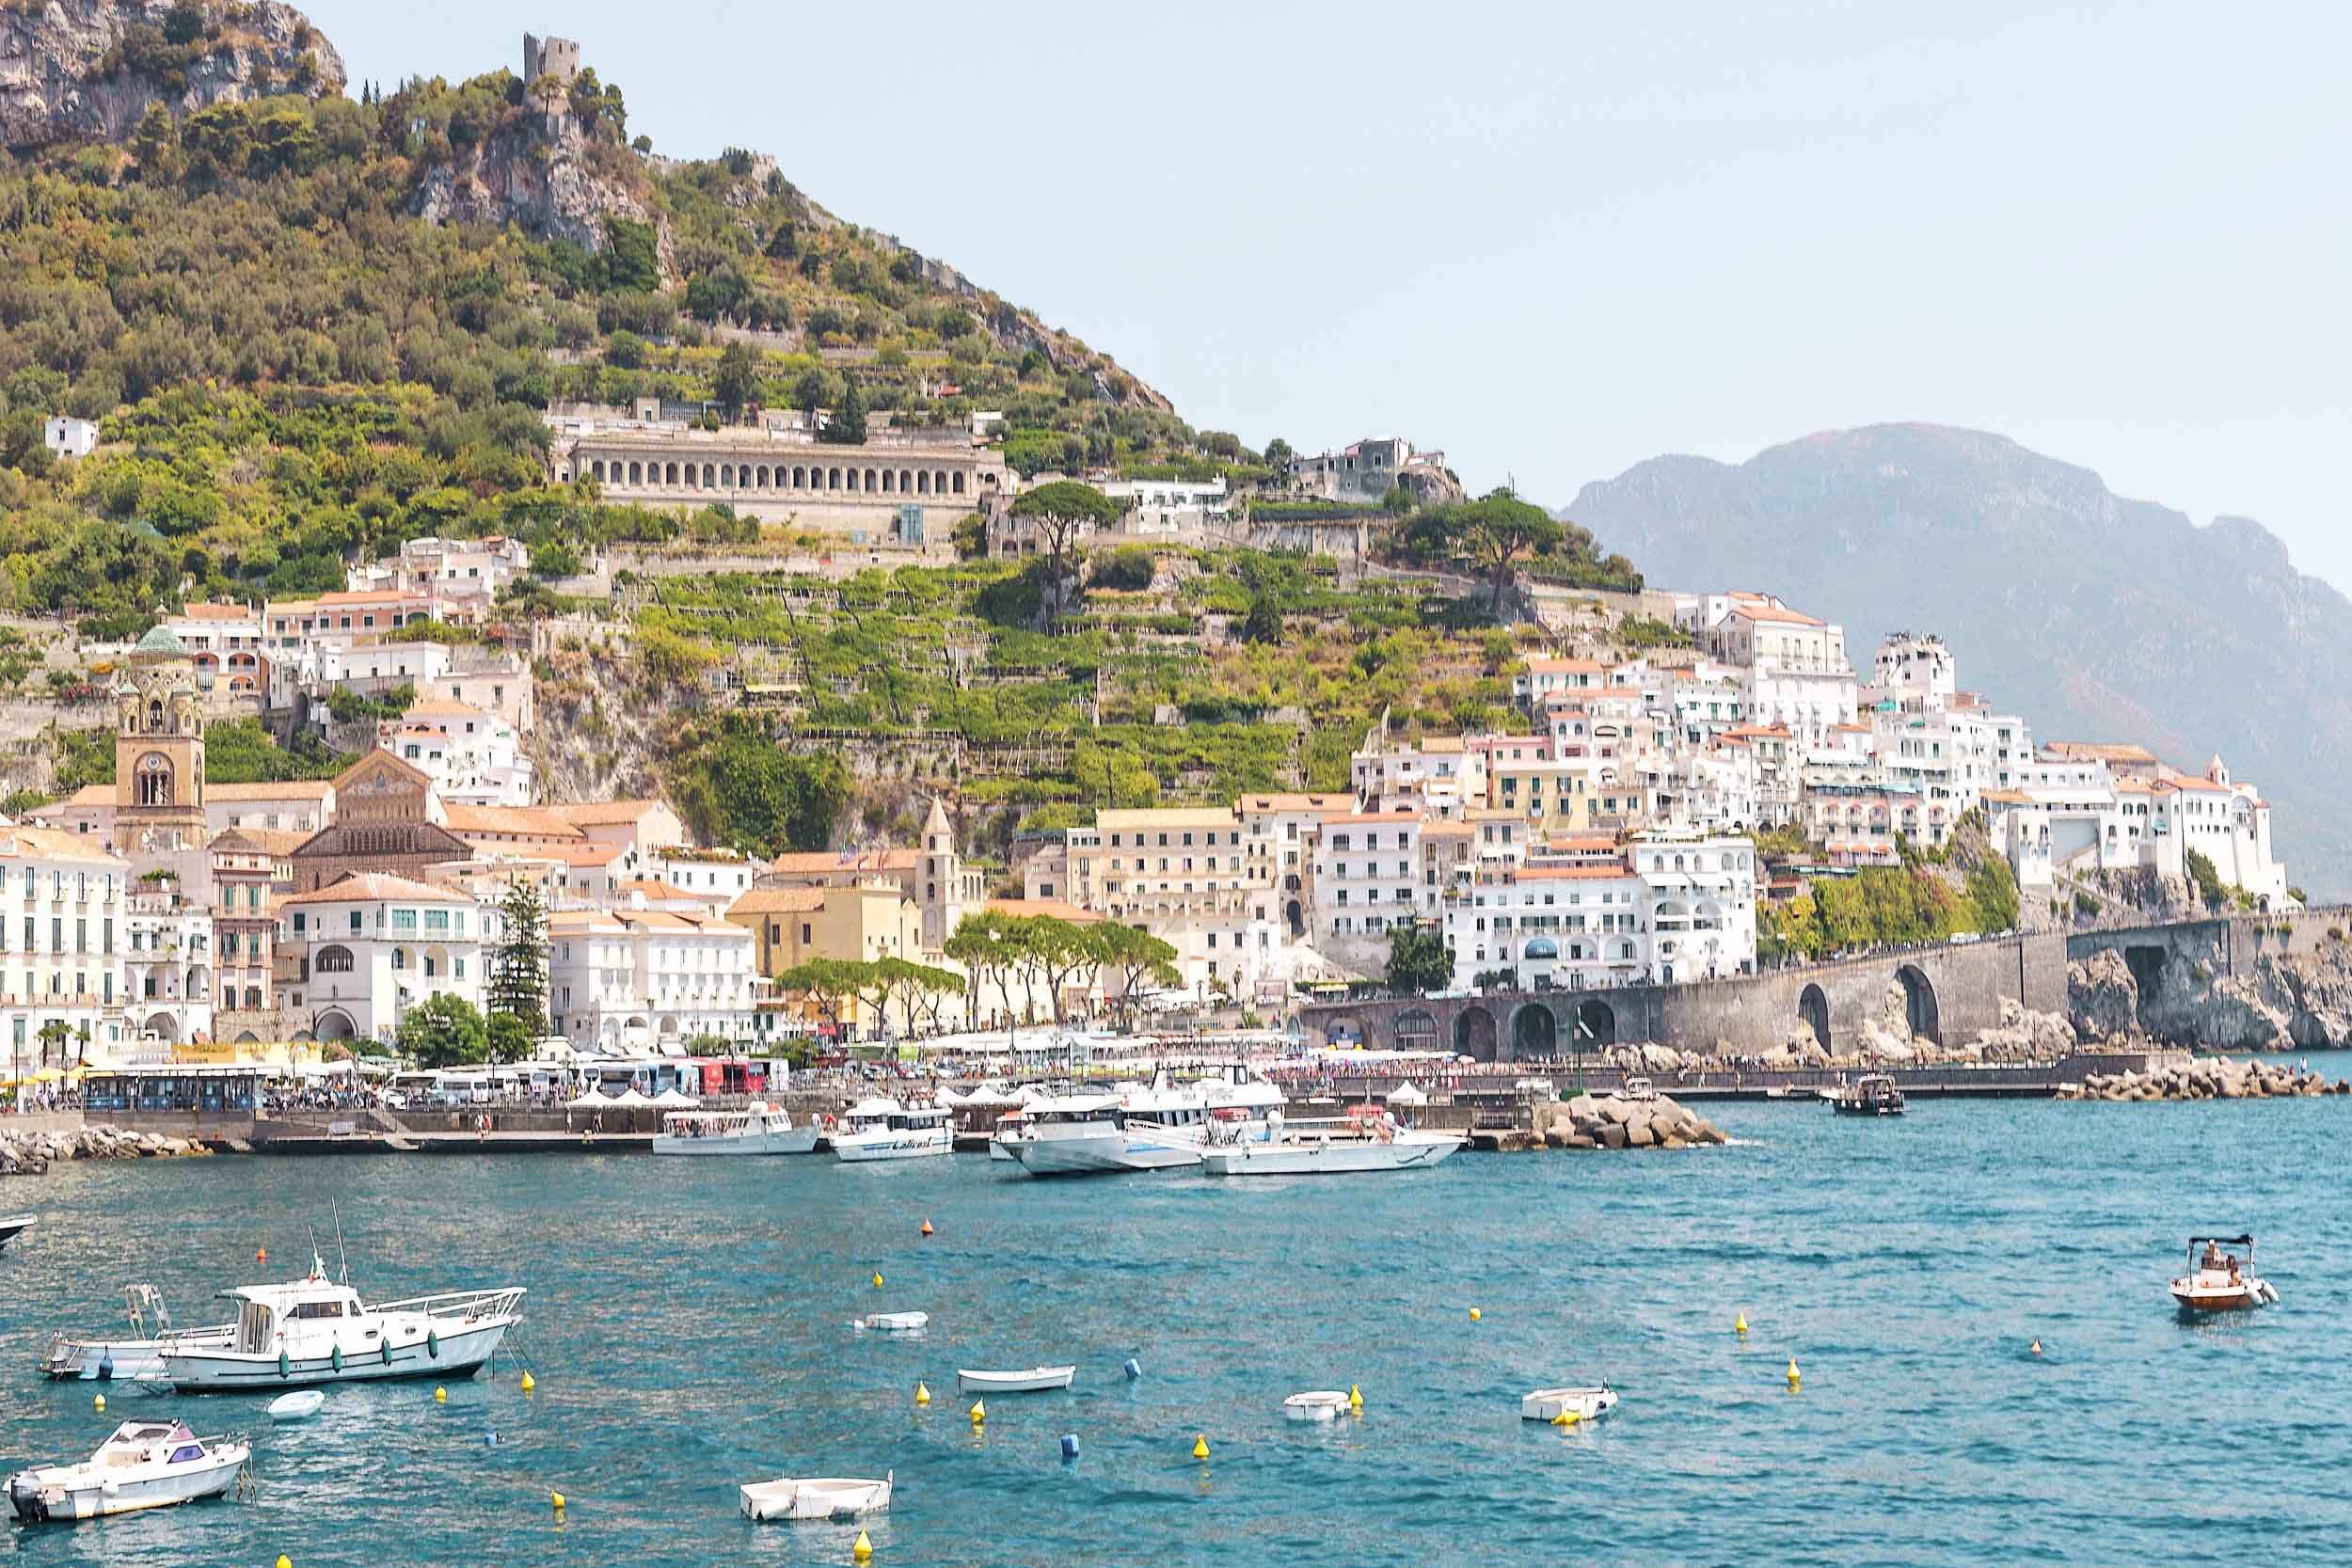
132,625,186,656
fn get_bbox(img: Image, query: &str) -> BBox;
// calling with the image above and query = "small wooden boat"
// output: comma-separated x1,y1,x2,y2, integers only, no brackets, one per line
956,1365,1075,1394
739,1470,892,1522
0,1213,32,1251
1521,1385,1618,1422
1282,1390,1354,1421
850,1311,929,1334
2169,1233,2279,1312
1828,1074,1905,1116
8,1421,248,1523
266,1390,325,1421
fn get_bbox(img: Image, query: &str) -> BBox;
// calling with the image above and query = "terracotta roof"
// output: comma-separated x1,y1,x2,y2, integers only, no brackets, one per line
729,887,830,915
403,699,496,721
210,827,310,855
1525,657,1603,673
0,823,124,863
443,804,586,839
173,602,256,622
1320,810,1424,824
1979,789,2036,805
770,847,915,875
2045,741,2157,764
543,843,628,866
1727,602,1826,626
1509,863,1633,881
210,781,333,801
1239,793,1356,811
1420,821,1473,838
546,800,673,826
617,879,698,898
278,872,473,906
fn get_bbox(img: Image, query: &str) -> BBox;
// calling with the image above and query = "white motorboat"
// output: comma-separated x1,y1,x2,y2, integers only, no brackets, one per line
1201,1111,1464,1177
653,1101,819,1156
156,1256,525,1390
1010,1068,1287,1176
830,1099,954,1162
1282,1390,1355,1421
41,1284,234,1382
739,1470,892,1522
0,1213,32,1251
266,1390,325,1421
8,1421,249,1523
987,1106,1030,1162
850,1311,930,1334
956,1365,1075,1393
1520,1385,1619,1422
2169,1233,2279,1313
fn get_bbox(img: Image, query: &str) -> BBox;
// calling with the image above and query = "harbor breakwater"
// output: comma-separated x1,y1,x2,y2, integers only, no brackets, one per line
2055,1056,2350,1102
1,1124,215,1173
1526,1091,1727,1150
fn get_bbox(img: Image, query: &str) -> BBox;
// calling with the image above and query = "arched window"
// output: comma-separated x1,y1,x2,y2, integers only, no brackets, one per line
793,466,805,488
147,699,165,733
628,461,643,484
952,472,965,495
881,469,894,493
391,948,407,972
915,470,930,494
135,752,174,808
314,945,355,974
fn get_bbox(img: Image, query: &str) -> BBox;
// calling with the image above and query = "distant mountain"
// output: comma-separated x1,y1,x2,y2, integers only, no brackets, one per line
1564,423,2352,896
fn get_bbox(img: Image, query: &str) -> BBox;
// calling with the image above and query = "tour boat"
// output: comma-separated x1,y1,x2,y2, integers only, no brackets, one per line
2169,1234,2279,1313
1282,1390,1355,1421
1829,1074,1906,1117
266,1390,325,1421
1200,1111,1464,1177
956,1365,1076,1393
987,1106,1030,1162
830,1099,954,1162
41,1284,234,1382
850,1311,929,1334
155,1256,526,1390
739,1470,892,1522
1009,1069,1286,1176
1520,1385,1619,1422
652,1102,819,1156
0,1212,32,1251
8,1421,249,1524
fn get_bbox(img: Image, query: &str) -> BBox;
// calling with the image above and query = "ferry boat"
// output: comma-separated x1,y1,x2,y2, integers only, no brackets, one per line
156,1257,526,1390
1828,1073,1906,1117
1200,1112,1465,1178
8,1421,248,1524
41,1284,233,1382
1009,1068,1286,1176
2169,1233,2279,1313
652,1102,818,1156
830,1099,954,1162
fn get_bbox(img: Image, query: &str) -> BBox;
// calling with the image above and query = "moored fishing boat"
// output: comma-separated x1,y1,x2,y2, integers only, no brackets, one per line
956,1365,1075,1393
1520,1385,1618,1422
2169,1234,2279,1312
652,1101,818,1155
8,1421,248,1523
1200,1109,1463,1177
830,1099,954,1162
1281,1390,1354,1421
1828,1074,1906,1116
0,1212,32,1251
739,1471,892,1522
156,1256,525,1391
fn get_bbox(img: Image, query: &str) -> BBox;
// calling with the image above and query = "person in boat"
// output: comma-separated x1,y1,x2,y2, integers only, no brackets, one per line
2201,1241,2223,1271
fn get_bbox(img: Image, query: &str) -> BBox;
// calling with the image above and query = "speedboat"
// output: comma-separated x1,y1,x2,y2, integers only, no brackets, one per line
156,1255,525,1390
987,1106,1030,1162
41,1284,234,1381
1010,1068,1287,1176
739,1471,892,1522
1201,1110,1464,1177
8,1421,249,1523
1281,1390,1355,1421
1829,1074,1905,1117
1521,1385,1619,1422
2169,1233,2279,1313
830,1099,954,1162
653,1101,819,1155
850,1311,929,1334
957,1365,1075,1393
0,1213,32,1251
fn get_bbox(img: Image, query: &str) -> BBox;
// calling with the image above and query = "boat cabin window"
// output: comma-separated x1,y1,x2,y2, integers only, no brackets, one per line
237,1301,275,1352
292,1300,347,1319
169,1443,205,1463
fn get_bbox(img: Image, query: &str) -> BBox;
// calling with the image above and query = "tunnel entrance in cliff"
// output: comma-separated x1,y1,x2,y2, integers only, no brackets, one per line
2122,944,2170,1034
1799,984,1830,1051
1576,999,1617,1048
1897,965,1942,1044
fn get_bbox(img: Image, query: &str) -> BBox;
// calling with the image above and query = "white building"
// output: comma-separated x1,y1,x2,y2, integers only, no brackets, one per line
378,700,533,808
279,874,492,1046
43,416,98,459
1101,478,1231,536
1984,751,2290,909
1311,810,1431,944
1867,631,1957,710
123,889,215,1052
0,825,127,1070
547,904,758,1051
1680,592,1857,748
349,535,532,616
1441,831,1757,991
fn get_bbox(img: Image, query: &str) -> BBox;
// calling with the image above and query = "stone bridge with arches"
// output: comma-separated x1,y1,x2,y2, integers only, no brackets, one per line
1303,931,2074,1062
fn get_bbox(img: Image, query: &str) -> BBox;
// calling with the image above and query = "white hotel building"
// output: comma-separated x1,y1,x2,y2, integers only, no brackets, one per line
1441,832,1758,991
279,874,494,1045
548,906,759,1051
0,825,128,1069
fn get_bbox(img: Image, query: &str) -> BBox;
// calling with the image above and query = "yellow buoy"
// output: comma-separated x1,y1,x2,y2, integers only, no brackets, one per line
871,1273,883,1289
969,1399,985,1423
93,1394,105,1413
1550,1410,1579,1427
549,1490,565,1511
1192,1433,1210,1460
852,1528,873,1561
278,1557,293,1568
914,1381,930,1406
1469,1307,1482,1323
1347,1384,1362,1411
434,1386,448,1403
1786,1357,1801,1390
520,1371,536,1392
1734,1313,1748,1336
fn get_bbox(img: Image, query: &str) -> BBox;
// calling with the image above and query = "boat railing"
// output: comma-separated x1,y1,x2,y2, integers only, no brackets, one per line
366,1286,529,1322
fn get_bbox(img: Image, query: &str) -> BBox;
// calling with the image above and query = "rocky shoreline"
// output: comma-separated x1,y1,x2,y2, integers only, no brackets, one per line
2056,1057,2350,1102
1,1126,216,1174
1530,1091,1729,1150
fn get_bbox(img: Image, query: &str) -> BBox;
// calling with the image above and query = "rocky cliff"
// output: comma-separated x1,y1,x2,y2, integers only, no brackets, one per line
411,104,656,258
0,0,342,151
1565,424,2352,896
2067,938,2352,1049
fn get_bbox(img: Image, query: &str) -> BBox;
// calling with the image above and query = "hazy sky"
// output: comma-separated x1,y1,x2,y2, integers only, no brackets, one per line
310,1,2352,591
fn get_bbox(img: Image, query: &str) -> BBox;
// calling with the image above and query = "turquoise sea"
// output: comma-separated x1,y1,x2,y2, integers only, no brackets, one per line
5,1096,2350,1566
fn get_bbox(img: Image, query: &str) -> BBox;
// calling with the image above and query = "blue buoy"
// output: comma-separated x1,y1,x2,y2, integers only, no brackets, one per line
485,1432,500,1448
1059,1433,1080,1460
97,1356,114,1381
1122,1358,1141,1380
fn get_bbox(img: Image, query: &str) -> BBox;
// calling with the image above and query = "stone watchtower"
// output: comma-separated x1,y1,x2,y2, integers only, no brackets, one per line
112,626,208,864
522,33,583,86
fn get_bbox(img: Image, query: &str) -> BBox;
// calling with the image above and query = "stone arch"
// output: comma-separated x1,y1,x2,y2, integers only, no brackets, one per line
1575,998,1616,1047
1284,898,1303,938
1799,982,1830,1051
935,469,949,494
952,471,965,495
865,467,880,492
1897,963,1941,1044
628,461,643,484
793,466,806,488
755,465,770,488
1512,1002,1557,1059
313,1008,358,1042
1394,1007,1438,1052
1453,1006,1498,1061
899,467,914,493
665,461,679,484
880,468,894,493
702,463,716,488
719,464,734,487
828,467,842,490
142,1011,180,1043
916,470,930,494
314,944,355,974
1320,1015,1363,1049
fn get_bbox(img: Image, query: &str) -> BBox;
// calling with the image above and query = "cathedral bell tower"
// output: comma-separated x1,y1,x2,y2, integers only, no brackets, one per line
112,625,208,865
